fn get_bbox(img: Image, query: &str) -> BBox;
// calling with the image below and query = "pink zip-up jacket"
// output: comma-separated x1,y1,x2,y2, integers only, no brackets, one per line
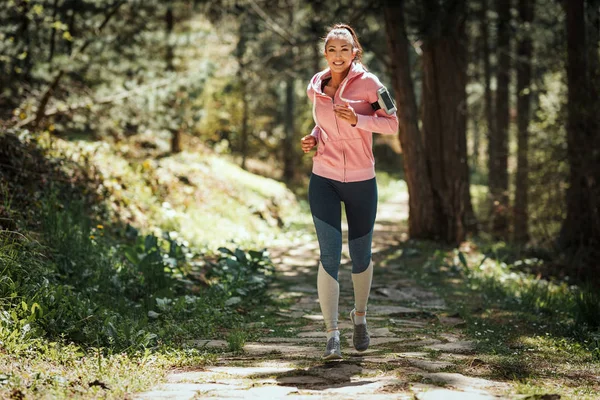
307,62,399,183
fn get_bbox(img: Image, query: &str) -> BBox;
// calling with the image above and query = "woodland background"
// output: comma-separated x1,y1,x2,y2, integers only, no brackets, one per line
0,0,599,398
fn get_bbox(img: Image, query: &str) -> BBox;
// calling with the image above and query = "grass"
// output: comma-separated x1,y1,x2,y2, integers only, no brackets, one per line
0,131,305,398
381,239,600,399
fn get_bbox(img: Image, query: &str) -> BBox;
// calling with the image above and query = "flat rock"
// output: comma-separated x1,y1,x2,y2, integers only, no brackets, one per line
275,310,305,319
366,305,424,317
288,284,318,293
297,331,326,338
370,327,394,337
373,287,418,302
341,335,404,346
302,314,324,321
439,317,467,327
390,319,430,328
394,352,430,358
200,385,299,398
406,359,454,372
421,372,510,391
204,366,295,377
424,341,476,353
135,383,223,399
259,337,323,344
277,375,328,385
243,343,322,357
414,388,502,400
360,356,397,363
391,339,442,348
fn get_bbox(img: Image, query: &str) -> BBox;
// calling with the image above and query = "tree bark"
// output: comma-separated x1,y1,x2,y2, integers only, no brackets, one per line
421,0,474,244
383,0,437,239
489,0,511,239
67,0,77,56
240,81,249,169
559,0,600,258
481,0,495,179
282,77,296,181
48,0,60,64
513,0,534,243
18,0,32,82
166,5,175,72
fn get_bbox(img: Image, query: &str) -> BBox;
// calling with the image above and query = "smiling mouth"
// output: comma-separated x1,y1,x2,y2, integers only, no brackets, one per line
333,61,344,66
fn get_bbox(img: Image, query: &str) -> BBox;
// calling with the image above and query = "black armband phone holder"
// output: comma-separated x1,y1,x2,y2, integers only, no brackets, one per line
370,87,397,115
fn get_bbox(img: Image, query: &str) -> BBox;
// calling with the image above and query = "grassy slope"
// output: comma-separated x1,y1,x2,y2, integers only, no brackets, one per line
0,131,307,399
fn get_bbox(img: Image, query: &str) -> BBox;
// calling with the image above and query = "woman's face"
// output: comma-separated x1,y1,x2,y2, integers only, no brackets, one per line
324,37,356,74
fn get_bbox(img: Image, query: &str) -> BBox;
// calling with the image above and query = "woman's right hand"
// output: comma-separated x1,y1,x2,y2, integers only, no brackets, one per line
301,135,317,153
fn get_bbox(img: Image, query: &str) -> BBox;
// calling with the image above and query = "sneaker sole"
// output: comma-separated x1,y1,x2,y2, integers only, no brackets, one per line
323,353,342,360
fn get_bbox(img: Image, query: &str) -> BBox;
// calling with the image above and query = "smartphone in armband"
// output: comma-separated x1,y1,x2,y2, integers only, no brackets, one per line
376,87,397,115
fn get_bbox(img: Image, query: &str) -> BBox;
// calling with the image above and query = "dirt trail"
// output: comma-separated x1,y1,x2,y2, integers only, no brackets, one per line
137,192,514,399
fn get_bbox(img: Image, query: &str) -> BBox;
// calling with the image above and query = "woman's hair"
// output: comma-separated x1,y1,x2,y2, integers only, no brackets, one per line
323,23,364,64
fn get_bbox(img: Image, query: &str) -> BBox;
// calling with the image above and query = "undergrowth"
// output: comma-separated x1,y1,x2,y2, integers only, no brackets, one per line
0,131,285,398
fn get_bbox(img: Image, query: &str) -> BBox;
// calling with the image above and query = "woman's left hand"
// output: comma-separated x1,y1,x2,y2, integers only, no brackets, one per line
334,103,358,126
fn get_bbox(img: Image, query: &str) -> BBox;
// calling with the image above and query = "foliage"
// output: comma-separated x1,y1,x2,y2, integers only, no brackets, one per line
413,242,600,345
0,131,288,397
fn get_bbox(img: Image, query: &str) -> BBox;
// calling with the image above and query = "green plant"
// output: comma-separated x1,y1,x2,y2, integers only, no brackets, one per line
207,247,275,309
226,329,247,353
574,284,600,330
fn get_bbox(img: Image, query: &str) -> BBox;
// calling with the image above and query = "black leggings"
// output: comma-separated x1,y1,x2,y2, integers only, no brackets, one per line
308,173,377,281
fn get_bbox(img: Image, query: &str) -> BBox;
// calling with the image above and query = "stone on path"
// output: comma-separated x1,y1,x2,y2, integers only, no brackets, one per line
420,372,510,392
288,284,318,293
414,388,503,400
135,383,236,399
439,316,467,327
406,359,454,372
259,337,323,344
276,310,305,319
369,305,435,318
424,340,477,353
200,385,299,398
243,342,322,358
205,365,296,377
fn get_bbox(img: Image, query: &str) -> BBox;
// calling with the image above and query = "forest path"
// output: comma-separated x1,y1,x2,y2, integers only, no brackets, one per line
136,191,514,399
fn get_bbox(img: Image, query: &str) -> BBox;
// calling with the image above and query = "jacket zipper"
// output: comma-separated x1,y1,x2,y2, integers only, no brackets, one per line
343,144,347,182
332,97,347,182
318,75,354,182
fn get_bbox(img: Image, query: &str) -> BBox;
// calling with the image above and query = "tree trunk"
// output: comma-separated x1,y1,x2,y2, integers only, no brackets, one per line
481,0,494,179
165,6,175,72
170,129,181,153
421,0,474,244
48,0,60,64
383,0,437,239
586,0,599,79
282,77,296,181
166,5,179,153
67,0,77,56
513,0,535,243
489,0,511,239
240,82,249,170
559,0,600,259
18,0,32,82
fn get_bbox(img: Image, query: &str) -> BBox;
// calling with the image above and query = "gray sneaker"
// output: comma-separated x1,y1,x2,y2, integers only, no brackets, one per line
322,336,342,360
350,309,370,352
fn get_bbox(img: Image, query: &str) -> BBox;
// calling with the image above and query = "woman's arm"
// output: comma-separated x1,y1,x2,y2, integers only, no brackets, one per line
353,73,399,135
354,108,398,135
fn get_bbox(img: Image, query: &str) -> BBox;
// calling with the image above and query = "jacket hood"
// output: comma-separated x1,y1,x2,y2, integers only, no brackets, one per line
310,62,368,95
